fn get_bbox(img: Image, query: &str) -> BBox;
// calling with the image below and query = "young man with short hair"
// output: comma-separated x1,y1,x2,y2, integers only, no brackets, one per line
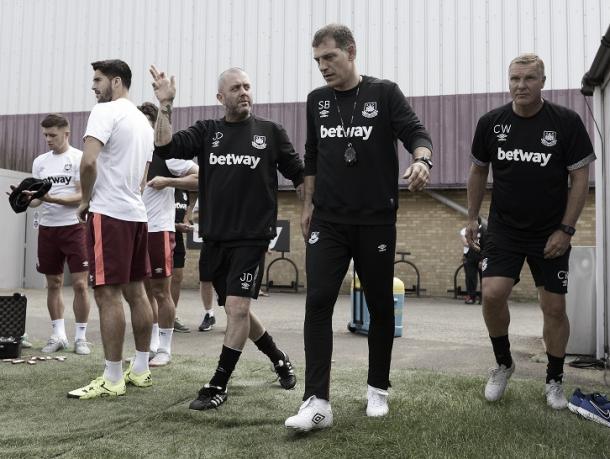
28,114,91,355
68,60,155,399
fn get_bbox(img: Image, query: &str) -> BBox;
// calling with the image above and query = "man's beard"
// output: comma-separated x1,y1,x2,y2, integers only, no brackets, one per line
98,87,113,103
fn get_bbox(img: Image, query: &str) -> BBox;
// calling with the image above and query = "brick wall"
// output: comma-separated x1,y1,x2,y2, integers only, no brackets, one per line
181,189,596,301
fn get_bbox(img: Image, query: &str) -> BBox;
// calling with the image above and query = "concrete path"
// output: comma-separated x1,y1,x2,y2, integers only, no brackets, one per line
3,287,607,389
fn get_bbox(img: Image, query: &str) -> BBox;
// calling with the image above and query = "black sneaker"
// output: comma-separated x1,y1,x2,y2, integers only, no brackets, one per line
174,317,191,333
274,352,296,390
198,313,216,332
189,384,227,410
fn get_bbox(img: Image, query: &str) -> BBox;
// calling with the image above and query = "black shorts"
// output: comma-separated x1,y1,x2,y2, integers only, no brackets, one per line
199,243,266,306
481,234,571,294
173,232,186,269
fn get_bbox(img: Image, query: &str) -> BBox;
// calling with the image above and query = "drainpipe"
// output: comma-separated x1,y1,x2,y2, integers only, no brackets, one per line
425,190,488,226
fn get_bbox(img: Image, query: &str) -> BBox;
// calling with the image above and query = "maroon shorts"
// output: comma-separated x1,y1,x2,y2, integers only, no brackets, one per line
148,231,176,279
37,224,88,275
87,213,151,287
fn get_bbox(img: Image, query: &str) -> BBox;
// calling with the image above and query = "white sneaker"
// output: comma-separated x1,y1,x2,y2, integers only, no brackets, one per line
484,362,515,401
545,380,568,410
41,336,69,353
366,385,389,417
74,339,91,355
285,396,333,432
149,350,171,367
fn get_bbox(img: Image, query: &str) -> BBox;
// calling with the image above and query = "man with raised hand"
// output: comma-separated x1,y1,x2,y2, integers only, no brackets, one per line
68,60,155,399
150,65,303,411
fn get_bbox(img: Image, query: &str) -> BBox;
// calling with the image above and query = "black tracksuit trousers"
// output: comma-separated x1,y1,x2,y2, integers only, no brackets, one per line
303,217,396,401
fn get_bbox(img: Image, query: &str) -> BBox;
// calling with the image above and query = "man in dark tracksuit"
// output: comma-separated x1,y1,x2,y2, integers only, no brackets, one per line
150,65,304,411
285,24,433,432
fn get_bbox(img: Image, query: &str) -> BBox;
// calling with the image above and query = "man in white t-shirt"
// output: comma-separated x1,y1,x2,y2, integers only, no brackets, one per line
22,114,91,355
68,60,155,400
138,101,198,367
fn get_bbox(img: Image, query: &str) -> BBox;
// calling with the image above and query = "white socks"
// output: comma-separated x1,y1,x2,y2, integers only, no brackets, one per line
51,319,67,340
132,351,150,374
74,323,87,341
158,328,173,354
103,360,123,384
207,309,215,317
150,323,160,352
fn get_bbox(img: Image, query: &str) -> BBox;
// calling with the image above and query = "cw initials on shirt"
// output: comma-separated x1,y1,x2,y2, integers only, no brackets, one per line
209,152,261,169
497,147,551,167
45,176,72,185
320,125,373,141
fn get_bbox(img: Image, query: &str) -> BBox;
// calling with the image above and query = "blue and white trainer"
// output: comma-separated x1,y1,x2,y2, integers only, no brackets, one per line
577,392,610,428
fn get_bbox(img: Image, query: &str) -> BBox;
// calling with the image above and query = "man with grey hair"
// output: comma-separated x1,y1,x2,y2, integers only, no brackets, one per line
150,65,304,411
286,23,433,431
467,53,595,409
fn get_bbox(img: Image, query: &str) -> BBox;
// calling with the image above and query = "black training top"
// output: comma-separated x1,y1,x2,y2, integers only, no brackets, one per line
155,115,304,245
471,100,595,241
305,75,433,225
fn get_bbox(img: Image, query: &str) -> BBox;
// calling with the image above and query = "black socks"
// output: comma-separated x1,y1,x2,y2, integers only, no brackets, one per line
490,335,513,368
546,353,565,384
209,345,242,389
254,331,284,365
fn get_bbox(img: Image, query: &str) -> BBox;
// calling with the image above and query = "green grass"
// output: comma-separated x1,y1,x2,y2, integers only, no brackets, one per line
1,349,609,459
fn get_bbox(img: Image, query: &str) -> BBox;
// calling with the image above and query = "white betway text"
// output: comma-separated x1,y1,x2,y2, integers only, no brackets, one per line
320,125,373,141
209,152,261,169
497,147,551,167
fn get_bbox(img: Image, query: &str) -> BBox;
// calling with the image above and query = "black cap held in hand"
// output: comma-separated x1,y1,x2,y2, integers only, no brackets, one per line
8,178,52,213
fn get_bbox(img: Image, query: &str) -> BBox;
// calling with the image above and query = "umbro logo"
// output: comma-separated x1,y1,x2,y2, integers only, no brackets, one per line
212,131,223,148
378,244,387,253
154,268,163,274
493,124,511,142
312,413,326,424
241,282,250,290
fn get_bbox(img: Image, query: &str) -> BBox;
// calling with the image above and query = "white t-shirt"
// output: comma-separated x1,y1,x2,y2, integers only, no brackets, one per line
143,159,196,232
84,98,153,222
32,147,82,227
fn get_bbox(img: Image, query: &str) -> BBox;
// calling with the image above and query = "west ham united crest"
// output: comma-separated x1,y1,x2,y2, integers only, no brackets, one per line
63,163,72,171
362,101,378,118
541,130,557,147
252,135,267,149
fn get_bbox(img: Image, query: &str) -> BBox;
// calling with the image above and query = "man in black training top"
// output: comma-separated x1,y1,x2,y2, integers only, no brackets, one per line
285,23,433,432
466,53,595,410
150,65,303,411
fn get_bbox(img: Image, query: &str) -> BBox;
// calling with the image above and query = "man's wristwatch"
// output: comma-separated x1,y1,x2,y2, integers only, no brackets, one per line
414,157,433,170
559,224,575,236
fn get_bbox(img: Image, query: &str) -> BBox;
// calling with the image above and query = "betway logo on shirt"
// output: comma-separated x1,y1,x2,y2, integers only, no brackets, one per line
209,152,260,169
320,125,373,141
46,176,72,185
497,147,551,167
